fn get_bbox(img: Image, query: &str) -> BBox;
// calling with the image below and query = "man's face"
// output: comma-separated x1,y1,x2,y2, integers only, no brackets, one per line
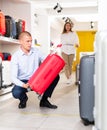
20,35,32,52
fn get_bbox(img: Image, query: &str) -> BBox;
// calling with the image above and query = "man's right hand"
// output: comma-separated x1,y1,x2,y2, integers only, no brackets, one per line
22,83,29,88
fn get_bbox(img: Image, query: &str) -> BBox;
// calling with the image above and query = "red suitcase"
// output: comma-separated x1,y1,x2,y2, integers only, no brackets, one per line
0,11,6,35
0,52,4,60
28,54,65,95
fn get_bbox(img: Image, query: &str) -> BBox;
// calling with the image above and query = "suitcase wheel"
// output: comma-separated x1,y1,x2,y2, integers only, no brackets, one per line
83,120,90,126
82,118,94,126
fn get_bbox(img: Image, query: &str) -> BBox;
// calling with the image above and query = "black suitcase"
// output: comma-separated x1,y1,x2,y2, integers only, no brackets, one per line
5,15,16,38
16,19,25,39
78,55,95,125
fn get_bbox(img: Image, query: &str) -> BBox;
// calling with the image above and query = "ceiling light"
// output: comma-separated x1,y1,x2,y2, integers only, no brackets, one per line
53,3,63,13
90,21,95,28
53,3,58,10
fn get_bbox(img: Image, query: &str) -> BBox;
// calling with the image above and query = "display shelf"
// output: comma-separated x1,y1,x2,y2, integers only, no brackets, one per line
0,36,20,54
0,36,19,45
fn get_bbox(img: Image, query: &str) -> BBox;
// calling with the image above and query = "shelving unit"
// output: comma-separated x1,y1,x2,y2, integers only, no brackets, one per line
0,0,31,98
0,36,20,96
0,36,20,54
0,36,19,44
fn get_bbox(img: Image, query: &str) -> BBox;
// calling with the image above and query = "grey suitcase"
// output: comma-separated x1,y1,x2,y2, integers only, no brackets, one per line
75,64,80,85
78,55,95,125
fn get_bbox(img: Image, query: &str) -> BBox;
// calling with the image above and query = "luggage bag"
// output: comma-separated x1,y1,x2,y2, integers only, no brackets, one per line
78,55,95,125
0,11,6,35
2,61,12,87
0,60,12,89
28,54,65,95
5,15,16,38
16,19,25,39
75,64,80,85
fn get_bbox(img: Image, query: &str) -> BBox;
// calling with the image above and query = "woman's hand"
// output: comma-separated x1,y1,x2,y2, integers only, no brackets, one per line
75,44,79,48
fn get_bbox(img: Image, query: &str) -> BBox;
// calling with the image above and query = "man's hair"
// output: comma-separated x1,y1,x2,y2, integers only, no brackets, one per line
18,31,31,40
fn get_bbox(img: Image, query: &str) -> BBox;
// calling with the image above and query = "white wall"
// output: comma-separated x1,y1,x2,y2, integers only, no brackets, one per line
74,21,97,31
31,4,50,54
98,0,107,31
0,0,31,32
50,17,63,46
50,27,61,46
0,0,31,31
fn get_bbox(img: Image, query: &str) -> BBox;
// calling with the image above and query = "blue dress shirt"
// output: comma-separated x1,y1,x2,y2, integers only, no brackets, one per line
11,47,46,87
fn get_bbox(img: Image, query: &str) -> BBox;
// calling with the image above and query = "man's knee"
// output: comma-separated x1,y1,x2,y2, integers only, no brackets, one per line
12,87,22,99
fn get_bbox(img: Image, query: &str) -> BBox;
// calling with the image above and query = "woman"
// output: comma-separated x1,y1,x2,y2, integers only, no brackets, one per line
60,21,79,84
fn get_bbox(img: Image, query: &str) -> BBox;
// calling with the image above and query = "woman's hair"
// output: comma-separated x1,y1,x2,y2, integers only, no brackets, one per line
62,21,74,34
18,31,31,40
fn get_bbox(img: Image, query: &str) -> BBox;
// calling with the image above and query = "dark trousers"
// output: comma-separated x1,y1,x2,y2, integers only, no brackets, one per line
12,75,60,101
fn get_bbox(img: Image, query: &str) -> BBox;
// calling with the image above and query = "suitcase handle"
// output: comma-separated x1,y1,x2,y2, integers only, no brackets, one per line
50,44,62,54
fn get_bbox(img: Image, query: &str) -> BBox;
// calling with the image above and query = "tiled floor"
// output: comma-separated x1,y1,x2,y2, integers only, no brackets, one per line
0,72,93,130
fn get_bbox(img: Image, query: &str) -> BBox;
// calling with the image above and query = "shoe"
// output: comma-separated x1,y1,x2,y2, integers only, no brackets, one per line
40,99,58,109
18,97,28,109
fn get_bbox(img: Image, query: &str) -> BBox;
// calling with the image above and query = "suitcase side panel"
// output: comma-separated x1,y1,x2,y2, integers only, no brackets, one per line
16,19,25,39
2,61,12,86
0,11,6,35
79,55,95,124
5,16,13,37
75,64,80,85
5,15,16,38
28,54,65,95
11,17,17,38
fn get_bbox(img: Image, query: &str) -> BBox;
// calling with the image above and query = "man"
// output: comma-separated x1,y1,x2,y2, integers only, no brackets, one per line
11,31,60,109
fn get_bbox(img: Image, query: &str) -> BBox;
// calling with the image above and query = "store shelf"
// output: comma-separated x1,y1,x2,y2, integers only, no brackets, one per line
0,36,20,54
0,36,19,45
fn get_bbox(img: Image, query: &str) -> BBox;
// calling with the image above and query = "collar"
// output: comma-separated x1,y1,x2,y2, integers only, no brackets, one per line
19,47,34,56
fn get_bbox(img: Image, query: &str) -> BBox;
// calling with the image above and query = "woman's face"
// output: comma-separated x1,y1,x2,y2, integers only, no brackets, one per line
65,23,73,32
65,23,71,32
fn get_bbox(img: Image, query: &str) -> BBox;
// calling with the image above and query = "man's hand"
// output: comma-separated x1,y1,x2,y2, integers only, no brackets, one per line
22,83,29,88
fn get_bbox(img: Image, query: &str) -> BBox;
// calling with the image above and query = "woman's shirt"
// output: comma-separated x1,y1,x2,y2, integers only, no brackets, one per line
60,31,79,55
